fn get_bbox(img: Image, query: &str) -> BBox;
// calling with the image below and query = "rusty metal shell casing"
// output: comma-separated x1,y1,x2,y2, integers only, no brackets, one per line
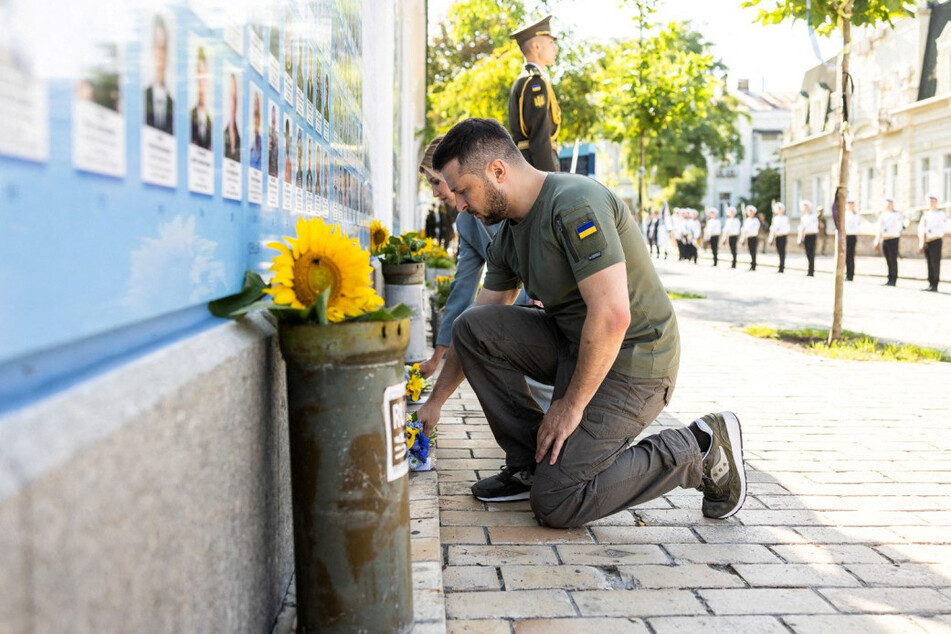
278,319,413,634
382,262,427,364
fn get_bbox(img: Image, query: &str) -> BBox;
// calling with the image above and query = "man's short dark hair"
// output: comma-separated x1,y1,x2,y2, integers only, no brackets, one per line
432,118,522,175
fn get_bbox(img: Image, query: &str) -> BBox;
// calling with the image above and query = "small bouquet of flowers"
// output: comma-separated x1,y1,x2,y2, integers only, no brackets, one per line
404,363,430,402
405,411,432,471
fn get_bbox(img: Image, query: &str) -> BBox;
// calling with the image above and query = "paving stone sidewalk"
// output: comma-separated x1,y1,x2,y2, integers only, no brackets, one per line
433,272,951,633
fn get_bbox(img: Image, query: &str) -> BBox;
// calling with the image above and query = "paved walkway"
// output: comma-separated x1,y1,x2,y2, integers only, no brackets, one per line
431,258,951,633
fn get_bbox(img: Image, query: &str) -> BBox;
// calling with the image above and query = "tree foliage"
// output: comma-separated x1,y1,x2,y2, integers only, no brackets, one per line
661,166,708,210
594,20,743,199
741,0,914,33
427,0,743,201
743,166,782,225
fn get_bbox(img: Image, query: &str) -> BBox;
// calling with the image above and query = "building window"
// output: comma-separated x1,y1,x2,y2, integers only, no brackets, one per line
888,163,898,201
944,155,951,203
864,166,875,207
813,176,826,210
753,131,781,165
794,180,803,213
920,157,931,203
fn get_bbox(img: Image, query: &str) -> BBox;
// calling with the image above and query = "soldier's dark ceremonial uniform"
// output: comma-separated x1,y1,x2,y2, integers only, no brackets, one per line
508,15,561,172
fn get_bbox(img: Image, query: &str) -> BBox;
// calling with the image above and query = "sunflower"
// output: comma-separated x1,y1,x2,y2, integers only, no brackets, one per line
369,219,389,255
265,216,383,321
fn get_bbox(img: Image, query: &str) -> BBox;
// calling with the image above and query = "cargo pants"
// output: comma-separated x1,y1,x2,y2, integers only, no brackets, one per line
452,304,703,528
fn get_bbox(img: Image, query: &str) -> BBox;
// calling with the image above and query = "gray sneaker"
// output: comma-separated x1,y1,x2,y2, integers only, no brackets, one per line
698,412,747,519
471,465,533,502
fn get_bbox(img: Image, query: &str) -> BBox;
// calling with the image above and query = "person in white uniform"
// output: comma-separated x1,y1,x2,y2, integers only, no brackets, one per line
703,208,722,266
844,196,862,281
873,196,904,286
740,205,761,271
768,202,790,273
797,200,819,277
918,193,946,292
721,206,741,269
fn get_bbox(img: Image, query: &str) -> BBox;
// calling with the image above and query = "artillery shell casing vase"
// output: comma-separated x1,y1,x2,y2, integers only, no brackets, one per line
278,319,413,634
382,262,427,364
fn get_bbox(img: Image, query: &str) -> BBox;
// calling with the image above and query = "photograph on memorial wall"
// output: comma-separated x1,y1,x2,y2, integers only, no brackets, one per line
248,84,263,205
305,134,313,213
249,22,265,75
305,45,314,127
73,42,125,177
282,9,293,104
141,12,177,188
267,98,280,208
0,0,49,163
267,21,280,91
187,36,214,195
282,111,292,210
295,40,305,117
294,125,303,213
221,67,242,201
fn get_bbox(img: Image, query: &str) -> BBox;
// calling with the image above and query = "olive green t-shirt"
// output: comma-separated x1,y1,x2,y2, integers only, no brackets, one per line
484,173,680,378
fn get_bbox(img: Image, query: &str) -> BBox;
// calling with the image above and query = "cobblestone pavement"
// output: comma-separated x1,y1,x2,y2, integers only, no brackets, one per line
433,256,951,633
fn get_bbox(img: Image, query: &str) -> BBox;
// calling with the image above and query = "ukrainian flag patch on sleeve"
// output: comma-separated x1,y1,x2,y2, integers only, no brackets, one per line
576,220,598,239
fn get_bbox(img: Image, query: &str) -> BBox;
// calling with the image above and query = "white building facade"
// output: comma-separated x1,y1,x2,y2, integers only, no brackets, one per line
705,81,795,210
781,0,951,255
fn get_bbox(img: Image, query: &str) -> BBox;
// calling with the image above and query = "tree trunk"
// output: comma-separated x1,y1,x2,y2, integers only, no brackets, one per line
638,131,646,223
830,14,852,343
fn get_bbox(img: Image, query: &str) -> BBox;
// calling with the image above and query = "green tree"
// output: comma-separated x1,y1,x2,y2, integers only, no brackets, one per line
660,166,708,210
743,0,915,342
427,0,599,144
742,166,782,226
595,13,743,219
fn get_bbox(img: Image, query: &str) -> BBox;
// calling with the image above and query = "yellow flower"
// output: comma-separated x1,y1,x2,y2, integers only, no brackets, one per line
264,217,384,321
406,369,424,401
405,424,420,450
370,219,389,255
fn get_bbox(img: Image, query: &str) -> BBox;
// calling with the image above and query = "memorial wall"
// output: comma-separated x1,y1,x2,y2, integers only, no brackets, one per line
0,0,390,406
0,1,426,629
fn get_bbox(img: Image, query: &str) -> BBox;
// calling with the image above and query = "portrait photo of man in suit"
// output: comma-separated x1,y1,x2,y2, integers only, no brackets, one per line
189,46,212,150
144,15,174,135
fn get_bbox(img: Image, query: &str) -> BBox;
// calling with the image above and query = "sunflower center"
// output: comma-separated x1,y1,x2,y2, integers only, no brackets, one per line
372,229,387,245
292,255,341,307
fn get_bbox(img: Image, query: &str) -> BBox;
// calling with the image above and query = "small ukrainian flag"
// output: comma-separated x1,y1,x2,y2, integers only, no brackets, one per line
576,220,598,239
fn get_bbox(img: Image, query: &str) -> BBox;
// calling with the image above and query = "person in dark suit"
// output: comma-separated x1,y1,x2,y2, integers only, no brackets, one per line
507,15,561,172
144,15,174,134
223,73,241,162
267,103,279,177
189,47,212,150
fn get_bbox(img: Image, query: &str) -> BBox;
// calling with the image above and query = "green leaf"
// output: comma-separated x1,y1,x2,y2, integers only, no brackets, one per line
351,303,415,322
208,271,267,319
300,287,331,325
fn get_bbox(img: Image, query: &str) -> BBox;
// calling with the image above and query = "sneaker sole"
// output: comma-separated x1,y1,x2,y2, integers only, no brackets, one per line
473,490,531,503
715,410,747,519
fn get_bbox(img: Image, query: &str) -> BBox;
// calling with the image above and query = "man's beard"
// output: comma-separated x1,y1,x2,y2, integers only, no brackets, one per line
478,179,508,225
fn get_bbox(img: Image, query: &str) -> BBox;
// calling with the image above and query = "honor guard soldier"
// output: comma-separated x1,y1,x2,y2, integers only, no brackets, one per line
508,15,561,172
768,202,790,273
918,193,946,292
874,197,904,286
845,196,862,281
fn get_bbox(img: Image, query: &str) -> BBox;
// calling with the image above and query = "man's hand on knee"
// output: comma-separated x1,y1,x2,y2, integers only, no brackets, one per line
535,399,584,465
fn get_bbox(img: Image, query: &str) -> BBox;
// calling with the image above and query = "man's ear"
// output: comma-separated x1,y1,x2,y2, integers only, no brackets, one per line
488,159,507,184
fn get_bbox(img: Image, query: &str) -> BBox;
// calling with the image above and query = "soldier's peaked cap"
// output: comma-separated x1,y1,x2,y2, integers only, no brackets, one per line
510,15,555,46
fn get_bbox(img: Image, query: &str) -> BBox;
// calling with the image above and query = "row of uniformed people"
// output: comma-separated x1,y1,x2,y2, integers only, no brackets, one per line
873,194,946,291
652,196,945,292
